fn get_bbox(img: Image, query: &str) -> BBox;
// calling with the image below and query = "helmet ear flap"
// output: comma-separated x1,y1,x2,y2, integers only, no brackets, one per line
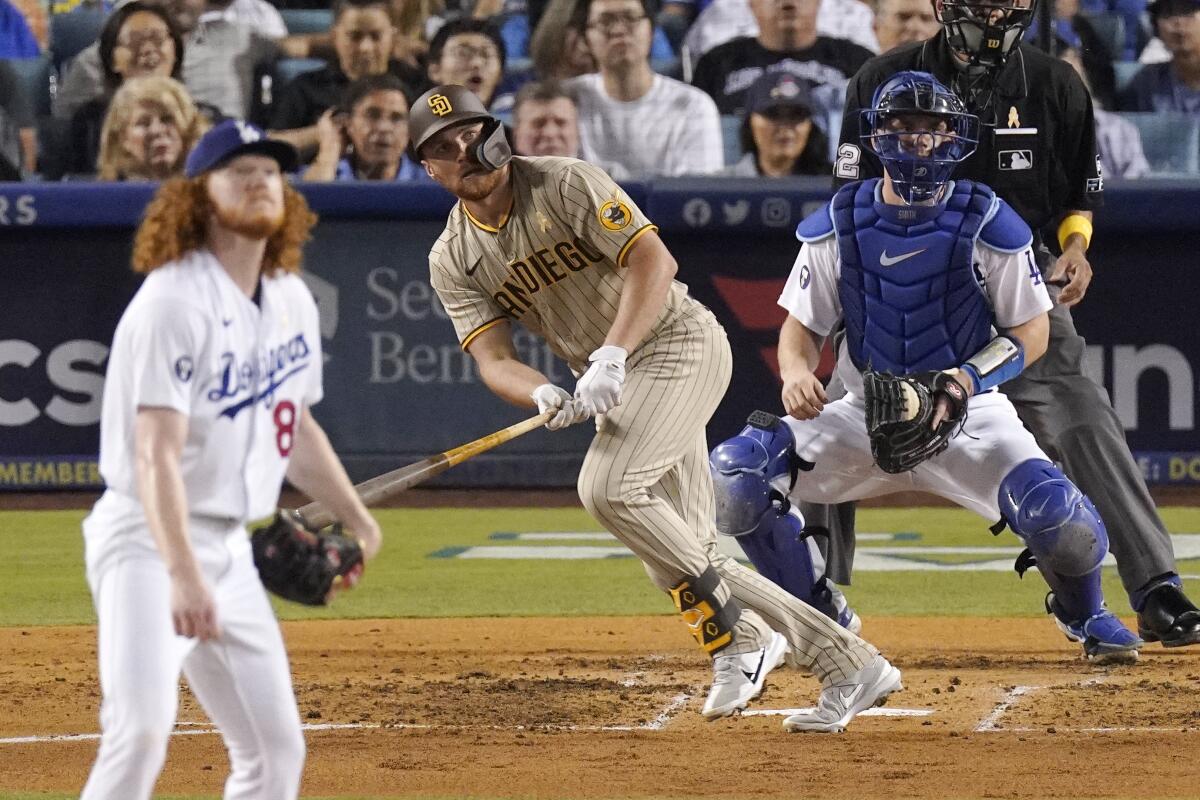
472,117,512,171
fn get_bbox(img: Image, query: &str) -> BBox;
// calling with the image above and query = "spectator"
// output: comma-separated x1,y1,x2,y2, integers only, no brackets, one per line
1058,40,1149,177
1120,0,1200,113
684,0,878,68
11,0,46,51
97,75,208,180
872,0,938,53
691,0,875,115
225,0,288,39
426,17,507,108
269,0,426,157
723,71,829,175
0,57,35,174
65,1,187,176
56,0,278,123
512,78,579,155
566,0,722,176
530,0,595,79
0,0,40,57
304,72,428,179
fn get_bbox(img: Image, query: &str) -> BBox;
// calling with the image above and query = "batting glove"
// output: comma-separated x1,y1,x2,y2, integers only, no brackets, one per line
531,384,591,431
575,345,627,416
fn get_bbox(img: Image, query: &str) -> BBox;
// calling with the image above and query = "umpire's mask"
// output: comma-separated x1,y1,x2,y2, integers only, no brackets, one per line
936,0,1036,69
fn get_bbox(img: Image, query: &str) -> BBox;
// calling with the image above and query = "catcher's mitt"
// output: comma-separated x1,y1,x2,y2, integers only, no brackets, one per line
251,510,364,606
862,369,968,474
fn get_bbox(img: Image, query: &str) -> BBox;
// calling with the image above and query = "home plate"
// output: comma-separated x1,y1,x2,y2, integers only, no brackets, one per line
741,707,933,718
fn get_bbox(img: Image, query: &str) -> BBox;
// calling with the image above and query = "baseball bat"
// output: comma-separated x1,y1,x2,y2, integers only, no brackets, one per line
294,410,555,529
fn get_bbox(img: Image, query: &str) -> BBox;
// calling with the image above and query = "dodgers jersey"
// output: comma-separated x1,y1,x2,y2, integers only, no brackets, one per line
93,249,323,527
779,189,1053,399
429,156,706,372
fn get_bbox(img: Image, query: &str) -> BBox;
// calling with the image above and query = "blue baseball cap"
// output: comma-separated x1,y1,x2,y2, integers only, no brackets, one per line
185,119,299,178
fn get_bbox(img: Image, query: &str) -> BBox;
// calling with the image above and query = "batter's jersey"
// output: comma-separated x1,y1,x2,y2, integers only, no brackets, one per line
95,249,323,526
778,222,1052,398
429,156,701,372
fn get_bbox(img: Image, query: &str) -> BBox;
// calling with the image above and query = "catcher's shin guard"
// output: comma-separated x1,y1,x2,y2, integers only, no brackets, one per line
999,459,1107,620
669,566,741,655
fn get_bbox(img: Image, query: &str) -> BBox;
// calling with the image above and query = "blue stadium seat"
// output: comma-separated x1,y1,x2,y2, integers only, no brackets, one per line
279,9,332,35
720,114,742,166
1081,12,1125,59
1113,61,1142,94
49,4,108,70
273,57,326,89
6,54,54,118
1119,112,1200,175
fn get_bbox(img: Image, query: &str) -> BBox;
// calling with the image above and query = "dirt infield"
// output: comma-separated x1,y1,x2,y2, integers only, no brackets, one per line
2,616,1199,799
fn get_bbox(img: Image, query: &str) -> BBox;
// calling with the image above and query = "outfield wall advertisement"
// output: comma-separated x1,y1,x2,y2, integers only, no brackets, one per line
1,180,1197,489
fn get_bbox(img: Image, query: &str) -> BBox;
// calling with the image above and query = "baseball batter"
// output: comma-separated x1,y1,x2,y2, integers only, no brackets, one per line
414,84,898,732
710,73,1141,673
80,120,381,800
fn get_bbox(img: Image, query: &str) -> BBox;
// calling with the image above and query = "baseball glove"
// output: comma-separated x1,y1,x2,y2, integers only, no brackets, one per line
862,369,969,474
250,510,364,606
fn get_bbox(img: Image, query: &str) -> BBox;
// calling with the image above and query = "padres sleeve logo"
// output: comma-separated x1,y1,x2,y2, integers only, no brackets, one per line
598,199,632,231
429,94,453,116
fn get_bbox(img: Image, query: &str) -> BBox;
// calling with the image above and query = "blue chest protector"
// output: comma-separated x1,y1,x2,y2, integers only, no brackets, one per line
798,179,1021,375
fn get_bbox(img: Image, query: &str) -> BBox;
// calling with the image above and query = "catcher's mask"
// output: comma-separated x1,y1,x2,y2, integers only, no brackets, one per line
410,84,512,171
860,70,979,205
935,0,1036,69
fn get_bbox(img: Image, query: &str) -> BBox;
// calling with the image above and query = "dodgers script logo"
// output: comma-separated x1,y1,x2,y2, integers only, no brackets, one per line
205,333,312,419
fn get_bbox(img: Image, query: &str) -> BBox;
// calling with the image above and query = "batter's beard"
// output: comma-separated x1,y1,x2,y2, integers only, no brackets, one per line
212,201,285,239
456,167,506,201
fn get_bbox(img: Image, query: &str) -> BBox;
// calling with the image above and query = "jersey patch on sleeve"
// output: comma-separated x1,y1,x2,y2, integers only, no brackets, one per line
598,197,633,231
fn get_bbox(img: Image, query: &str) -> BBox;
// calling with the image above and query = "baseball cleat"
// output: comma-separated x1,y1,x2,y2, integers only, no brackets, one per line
782,653,902,733
1136,583,1200,648
1047,594,1142,665
701,631,788,719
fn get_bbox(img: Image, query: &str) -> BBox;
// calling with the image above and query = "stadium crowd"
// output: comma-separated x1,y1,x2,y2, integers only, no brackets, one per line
0,0,1196,181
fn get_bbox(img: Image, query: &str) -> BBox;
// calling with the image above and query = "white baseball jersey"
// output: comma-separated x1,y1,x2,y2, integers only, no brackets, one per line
778,228,1052,399
90,249,322,535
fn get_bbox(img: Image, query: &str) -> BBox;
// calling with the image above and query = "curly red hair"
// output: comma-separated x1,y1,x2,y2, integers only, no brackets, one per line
132,176,317,275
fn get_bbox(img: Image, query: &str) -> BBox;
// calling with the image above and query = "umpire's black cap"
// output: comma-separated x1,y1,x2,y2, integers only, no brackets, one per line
409,85,496,158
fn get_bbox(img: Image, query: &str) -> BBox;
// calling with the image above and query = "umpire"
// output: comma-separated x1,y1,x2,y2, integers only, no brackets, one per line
817,0,1200,648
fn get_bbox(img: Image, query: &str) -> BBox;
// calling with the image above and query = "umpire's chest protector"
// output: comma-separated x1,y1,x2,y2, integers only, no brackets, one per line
827,179,996,375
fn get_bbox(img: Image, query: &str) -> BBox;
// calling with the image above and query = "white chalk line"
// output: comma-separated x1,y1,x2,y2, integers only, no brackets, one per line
975,686,1039,732
742,707,932,718
0,688,698,745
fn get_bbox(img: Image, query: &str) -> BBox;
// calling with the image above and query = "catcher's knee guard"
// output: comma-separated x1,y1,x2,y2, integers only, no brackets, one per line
998,459,1108,577
709,412,853,626
670,566,741,654
999,459,1109,621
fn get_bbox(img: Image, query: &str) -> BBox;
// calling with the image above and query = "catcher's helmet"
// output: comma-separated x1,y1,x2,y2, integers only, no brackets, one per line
936,0,1036,69
409,84,511,170
860,71,979,204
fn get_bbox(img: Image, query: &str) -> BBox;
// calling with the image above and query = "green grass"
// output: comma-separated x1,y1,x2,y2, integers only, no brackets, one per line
8,506,1200,627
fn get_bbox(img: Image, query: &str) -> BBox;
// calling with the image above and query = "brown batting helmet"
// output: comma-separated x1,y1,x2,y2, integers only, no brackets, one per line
409,84,512,169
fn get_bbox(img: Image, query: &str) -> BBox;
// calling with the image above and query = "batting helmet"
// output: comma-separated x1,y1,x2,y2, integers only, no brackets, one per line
409,85,512,170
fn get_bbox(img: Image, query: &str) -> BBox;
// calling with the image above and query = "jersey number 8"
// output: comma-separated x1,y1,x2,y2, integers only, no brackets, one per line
274,400,296,456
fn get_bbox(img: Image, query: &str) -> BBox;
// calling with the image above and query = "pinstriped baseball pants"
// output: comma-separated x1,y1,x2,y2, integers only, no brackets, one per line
576,307,877,683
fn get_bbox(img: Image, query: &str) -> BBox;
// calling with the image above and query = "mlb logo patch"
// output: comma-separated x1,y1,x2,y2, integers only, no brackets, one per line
998,150,1033,170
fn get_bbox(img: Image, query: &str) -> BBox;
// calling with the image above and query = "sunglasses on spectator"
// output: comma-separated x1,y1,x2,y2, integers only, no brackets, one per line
759,106,811,123
446,44,501,62
587,13,649,34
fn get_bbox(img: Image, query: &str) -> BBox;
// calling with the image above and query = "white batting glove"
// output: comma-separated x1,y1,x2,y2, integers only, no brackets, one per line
531,384,591,431
575,345,627,416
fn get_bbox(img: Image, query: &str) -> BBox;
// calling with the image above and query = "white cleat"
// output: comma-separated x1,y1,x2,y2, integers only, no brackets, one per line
782,653,902,733
701,631,788,719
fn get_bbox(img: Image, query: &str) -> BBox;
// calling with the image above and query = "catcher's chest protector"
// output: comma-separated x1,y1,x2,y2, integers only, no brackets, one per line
833,179,994,375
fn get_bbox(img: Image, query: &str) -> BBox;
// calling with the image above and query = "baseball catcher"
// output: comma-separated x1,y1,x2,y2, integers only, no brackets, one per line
709,71,1142,678
252,511,365,605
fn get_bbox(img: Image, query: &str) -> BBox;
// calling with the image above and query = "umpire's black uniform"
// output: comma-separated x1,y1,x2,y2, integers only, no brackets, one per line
807,32,1193,637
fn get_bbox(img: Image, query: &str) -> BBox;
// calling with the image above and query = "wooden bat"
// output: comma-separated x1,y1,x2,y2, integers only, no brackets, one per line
293,410,555,529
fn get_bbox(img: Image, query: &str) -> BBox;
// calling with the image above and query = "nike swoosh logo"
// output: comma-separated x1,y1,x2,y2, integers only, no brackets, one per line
465,256,483,277
879,248,927,267
222,318,233,327
740,648,768,685
838,685,866,706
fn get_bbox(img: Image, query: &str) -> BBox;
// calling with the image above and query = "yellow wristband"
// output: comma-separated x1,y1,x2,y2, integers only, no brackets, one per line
1057,214,1093,252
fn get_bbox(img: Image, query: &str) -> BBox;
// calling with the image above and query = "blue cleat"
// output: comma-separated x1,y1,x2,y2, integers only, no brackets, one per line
1047,593,1143,665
